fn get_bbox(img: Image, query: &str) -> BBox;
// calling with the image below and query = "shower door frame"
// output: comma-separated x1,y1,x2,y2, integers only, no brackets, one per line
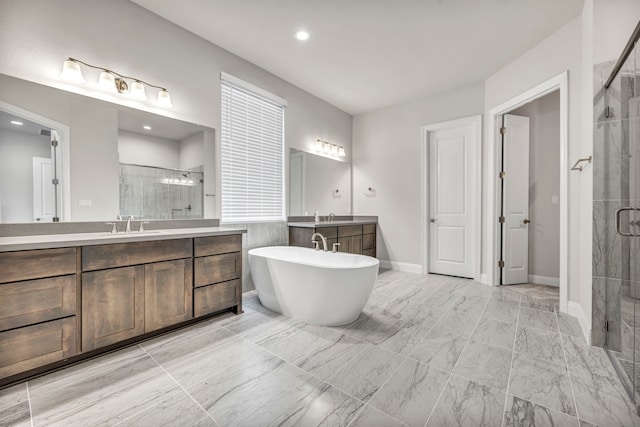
487,71,570,314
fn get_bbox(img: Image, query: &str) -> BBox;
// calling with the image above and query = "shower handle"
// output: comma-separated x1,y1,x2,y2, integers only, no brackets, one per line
615,207,640,237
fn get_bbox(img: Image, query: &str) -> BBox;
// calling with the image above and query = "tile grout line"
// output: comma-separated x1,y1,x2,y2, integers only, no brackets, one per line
227,322,398,425
26,381,34,427
500,293,522,427
423,292,494,427
555,310,581,422
138,344,222,427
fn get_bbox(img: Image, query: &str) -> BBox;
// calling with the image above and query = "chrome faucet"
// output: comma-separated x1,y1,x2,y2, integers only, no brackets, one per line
311,232,328,252
328,212,335,222
126,215,134,233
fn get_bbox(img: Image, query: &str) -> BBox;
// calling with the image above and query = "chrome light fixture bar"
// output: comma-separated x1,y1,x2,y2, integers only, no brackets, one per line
60,57,173,108
314,139,345,157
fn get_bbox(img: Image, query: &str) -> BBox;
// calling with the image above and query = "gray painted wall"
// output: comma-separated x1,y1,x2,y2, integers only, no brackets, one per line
0,0,352,223
352,83,485,267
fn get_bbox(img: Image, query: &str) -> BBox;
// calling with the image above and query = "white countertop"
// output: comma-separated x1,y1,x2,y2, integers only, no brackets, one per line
287,219,377,228
0,227,246,252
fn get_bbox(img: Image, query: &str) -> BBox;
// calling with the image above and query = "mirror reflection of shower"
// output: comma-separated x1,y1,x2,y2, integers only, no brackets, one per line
119,163,204,220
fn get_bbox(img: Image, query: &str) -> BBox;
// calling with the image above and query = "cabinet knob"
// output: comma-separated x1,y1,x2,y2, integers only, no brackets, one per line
430,218,438,223
523,219,531,224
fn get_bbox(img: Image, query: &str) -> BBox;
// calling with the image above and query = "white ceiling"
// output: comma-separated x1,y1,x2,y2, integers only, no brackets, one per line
132,0,584,115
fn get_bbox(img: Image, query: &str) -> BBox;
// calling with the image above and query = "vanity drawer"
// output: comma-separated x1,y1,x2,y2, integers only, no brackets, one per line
194,280,239,317
0,317,76,379
363,234,376,250
194,253,242,287
194,234,242,257
363,224,376,234
338,225,363,237
0,248,76,284
0,275,76,331
82,239,192,271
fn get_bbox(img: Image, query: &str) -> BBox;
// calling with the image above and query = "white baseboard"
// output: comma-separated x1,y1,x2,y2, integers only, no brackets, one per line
379,260,422,274
567,301,591,345
528,274,559,287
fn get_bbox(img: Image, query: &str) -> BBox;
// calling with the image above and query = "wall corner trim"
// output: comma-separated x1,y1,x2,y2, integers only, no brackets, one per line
567,301,591,345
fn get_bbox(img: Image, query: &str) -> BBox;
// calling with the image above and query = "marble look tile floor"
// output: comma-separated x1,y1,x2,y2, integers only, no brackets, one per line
1,270,639,426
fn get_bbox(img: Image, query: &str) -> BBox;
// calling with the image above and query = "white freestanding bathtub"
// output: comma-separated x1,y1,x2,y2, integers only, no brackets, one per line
248,246,379,326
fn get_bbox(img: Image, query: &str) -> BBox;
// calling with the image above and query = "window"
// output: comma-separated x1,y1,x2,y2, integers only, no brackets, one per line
220,73,286,223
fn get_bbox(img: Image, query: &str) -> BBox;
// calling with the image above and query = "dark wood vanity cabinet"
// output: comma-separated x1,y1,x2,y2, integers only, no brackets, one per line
0,248,78,379
289,223,376,257
194,234,242,317
81,239,193,351
0,231,244,386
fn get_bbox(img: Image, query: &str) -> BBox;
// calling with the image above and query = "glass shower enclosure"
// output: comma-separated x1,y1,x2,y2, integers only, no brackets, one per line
595,26,640,412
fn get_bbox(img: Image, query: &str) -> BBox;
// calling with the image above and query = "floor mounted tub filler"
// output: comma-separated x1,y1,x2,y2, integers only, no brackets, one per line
248,246,379,326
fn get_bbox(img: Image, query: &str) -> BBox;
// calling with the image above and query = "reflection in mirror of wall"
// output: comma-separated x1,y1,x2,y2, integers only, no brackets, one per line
0,73,215,223
0,108,63,224
289,148,351,216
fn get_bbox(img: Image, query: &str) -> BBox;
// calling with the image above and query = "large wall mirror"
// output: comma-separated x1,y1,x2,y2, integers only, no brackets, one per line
289,148,351,216
0,74,215,223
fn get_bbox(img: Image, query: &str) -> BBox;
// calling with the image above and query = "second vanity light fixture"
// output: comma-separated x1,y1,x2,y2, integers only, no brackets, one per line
314,139,346,157
60,57,173,108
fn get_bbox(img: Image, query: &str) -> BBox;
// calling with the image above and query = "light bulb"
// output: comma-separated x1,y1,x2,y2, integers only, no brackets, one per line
338,147,346,157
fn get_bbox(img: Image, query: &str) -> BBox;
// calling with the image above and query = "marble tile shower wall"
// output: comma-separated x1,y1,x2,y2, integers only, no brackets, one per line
592,52,638,354
119,163,204,220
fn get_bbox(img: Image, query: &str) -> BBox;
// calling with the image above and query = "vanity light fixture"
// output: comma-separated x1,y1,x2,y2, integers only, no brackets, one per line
315,139,346,157
60,57,173,108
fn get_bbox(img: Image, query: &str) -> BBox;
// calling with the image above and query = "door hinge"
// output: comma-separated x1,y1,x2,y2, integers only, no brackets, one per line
499,216,505,223
53,216,60,223
52,178,59,185
498,260,505,268
499,171,506,179
604,320,609,331
500,127,507,135
51,140,59,147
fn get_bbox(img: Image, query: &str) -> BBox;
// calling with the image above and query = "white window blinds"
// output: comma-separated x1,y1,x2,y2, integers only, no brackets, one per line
221,75,285,223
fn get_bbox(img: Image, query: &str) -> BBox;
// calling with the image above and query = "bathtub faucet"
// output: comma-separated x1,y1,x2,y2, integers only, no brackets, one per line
311,232,328,252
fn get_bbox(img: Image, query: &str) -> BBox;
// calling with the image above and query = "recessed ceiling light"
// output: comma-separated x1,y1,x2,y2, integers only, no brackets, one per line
295,30,310,41
10,120,23,126
143,125,152,130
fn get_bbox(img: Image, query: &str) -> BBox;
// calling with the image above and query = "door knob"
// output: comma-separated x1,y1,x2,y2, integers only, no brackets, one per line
523,219,530,224
430,218,438,223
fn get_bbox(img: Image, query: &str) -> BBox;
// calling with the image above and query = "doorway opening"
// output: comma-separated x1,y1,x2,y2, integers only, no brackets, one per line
498,91,561,306
488,71,569,312
421,115,482,281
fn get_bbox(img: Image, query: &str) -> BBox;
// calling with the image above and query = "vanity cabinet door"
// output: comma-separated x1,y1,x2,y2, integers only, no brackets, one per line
82,266,144,352
144,259,193,333
338,235,363,254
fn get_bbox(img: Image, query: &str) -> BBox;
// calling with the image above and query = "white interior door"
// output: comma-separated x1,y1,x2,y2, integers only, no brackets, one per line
33,156,55,222
501,114,530,285
429,122,476,278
